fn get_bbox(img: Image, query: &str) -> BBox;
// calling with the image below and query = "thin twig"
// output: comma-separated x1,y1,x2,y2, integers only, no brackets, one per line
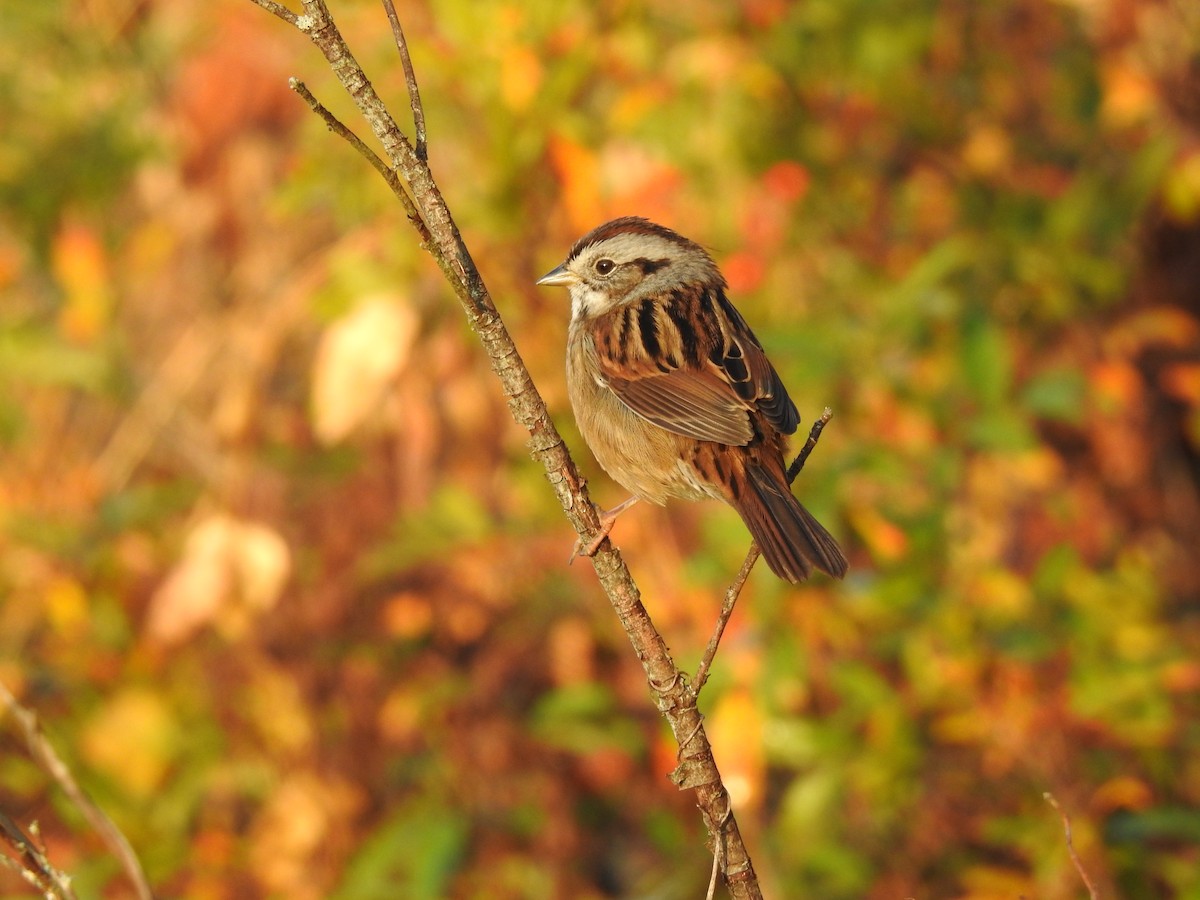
1044,792,1099,899
0,812,77,899
288,78,431,243
692,546,759,695
705,843,721,900
703,794,733,900
380,0,427,160
247,0,299,25
0,682,154,900
691,409,834,694
787,407,833,483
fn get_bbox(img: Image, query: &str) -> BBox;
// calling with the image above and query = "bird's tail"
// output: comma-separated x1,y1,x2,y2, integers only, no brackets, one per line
734,464,848,584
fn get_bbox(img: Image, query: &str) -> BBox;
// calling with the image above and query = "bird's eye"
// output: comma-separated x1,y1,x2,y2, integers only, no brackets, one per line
594,258,615,275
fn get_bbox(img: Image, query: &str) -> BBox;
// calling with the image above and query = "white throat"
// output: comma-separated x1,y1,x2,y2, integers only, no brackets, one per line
569,283,613,321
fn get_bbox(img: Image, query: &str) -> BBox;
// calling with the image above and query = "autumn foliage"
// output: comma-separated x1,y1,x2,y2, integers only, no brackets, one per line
2,1,1199,897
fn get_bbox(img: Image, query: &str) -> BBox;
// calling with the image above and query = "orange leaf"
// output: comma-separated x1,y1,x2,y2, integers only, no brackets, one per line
1159,362,1200,407
548,134,602,232
762,161,810,204
708,689,765,809
847,505,909,562
1101,60,1157,128
499,45,542,112
1092,775,1153,813
721,250,766,294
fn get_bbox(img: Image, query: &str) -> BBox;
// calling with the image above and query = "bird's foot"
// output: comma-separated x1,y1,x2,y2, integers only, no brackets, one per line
568,496,640,564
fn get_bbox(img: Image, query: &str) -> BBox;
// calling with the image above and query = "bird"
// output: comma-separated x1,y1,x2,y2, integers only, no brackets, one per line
536,216,847,583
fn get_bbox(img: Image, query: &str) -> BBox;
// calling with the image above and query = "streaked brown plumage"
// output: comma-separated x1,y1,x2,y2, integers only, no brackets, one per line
537,216,847,583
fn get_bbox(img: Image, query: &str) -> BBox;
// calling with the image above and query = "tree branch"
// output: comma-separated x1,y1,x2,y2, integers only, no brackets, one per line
380,0,427,161
0,682,153,900
0,811,77,900
288,77,431,241
247,0,299,26
1044,792,1100,899
249,2,776,894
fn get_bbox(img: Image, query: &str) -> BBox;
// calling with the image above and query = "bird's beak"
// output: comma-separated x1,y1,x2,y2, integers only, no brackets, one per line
536,264,577,287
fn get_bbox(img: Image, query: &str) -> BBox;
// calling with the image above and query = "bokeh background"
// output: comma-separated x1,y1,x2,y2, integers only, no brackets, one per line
3,0,1199,897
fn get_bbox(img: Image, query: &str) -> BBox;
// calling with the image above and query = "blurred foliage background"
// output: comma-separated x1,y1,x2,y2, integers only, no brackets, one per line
2,0,1199,897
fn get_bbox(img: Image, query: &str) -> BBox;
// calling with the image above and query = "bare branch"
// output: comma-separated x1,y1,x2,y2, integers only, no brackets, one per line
705,834,722,900
288,78,431,242
380,0,427,160
0,812,77,899
247,0,299,25
787,407,834,483
0,682,154,900
692,408,835,694
1044,792,1100,899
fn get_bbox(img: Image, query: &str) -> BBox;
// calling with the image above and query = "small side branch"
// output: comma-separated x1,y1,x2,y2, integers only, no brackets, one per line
786,407,833,484
380,0,427,160
288,78,431,243
248,0,299,26
692,545,760,695
0,683,153,900
1044,792,1100,899
692,408,834,695
0,812,77,899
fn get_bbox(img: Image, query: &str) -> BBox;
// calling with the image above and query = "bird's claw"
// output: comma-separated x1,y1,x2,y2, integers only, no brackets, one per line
566,496,639,565
568,519,616,564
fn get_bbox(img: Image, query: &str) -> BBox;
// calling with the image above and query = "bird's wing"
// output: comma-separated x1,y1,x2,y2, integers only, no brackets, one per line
605,368,756,445
590,285,799,446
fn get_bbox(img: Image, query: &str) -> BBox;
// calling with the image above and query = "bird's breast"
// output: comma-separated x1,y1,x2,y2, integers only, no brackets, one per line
566,329,715,504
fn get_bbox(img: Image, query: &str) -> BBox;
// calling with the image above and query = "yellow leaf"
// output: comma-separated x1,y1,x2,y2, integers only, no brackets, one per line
44,575,88,635
80,688,176,796
311,295,419,444
931,709,987,745
244,665,313,755
500,45,541,111
378,686,424,746
958,864,1035,899
1163,151,1200,223
52,221,111,344
1092,775,1152,813
972,568,1033,619
961,123,1012,178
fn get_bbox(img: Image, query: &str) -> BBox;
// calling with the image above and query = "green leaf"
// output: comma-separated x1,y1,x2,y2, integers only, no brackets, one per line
1021,367,1087,423
333,800,468,900
961,314,1012,408
529,682,645,756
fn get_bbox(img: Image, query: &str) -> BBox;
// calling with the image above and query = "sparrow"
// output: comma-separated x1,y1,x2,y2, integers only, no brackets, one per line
538,216,847,583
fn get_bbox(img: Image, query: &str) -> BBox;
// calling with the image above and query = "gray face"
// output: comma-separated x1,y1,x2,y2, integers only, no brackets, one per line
561,231,720,320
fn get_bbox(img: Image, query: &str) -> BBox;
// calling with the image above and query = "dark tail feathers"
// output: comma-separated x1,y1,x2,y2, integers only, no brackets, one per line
735,465,849,584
